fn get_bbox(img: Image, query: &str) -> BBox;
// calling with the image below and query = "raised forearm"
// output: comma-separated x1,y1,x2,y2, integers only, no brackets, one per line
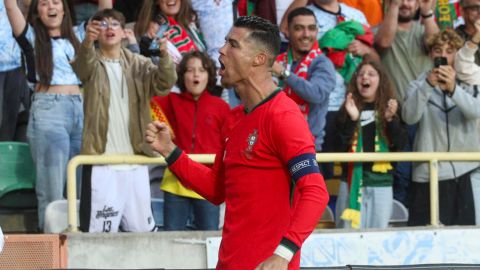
4,0,26,37
374,3,400,50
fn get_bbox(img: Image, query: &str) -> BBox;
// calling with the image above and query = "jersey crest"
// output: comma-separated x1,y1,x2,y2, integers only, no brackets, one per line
245,129,258,159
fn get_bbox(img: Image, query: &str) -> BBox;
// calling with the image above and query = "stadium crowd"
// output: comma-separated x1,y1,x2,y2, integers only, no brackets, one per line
1,0,480,236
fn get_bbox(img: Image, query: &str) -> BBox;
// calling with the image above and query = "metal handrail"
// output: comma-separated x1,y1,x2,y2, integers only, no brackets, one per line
66,152,480,232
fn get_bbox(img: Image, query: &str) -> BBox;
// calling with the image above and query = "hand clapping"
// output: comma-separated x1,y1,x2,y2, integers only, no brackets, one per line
384,99,398,122
345,93,360,121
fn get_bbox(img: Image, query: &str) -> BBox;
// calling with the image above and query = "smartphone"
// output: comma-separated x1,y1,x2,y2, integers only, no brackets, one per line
149,13,169,51
434,57,448,68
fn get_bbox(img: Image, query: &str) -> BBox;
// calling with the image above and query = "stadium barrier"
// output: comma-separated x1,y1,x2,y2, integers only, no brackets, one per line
0,234,67,269
43,265,480,270
66,152,480,232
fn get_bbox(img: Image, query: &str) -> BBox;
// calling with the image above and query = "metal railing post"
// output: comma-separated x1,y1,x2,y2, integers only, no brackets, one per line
429,159,440,227
67,156,80,232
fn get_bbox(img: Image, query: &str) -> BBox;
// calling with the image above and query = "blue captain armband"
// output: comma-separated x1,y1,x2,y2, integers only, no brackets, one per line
287,153,320,182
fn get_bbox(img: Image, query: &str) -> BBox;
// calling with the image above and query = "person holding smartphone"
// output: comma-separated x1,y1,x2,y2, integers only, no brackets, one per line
71,8,177,233
402,29,480,226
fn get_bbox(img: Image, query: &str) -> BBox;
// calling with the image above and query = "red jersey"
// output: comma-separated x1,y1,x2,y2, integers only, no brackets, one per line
155,91,230,154
167,91,329,269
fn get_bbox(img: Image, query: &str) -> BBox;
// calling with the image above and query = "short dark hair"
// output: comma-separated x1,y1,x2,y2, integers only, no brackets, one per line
287,7,316,25
177,51,217,94
234,16,280,65
92,8,126,28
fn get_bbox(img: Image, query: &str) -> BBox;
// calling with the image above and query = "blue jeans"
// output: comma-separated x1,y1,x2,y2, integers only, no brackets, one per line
393,124,417,207
27,93,83,230
336,181,393,229
163,191,219,231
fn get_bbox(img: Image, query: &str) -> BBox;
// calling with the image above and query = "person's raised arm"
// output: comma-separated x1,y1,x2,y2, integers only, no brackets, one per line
420,0,439,44
374,0,401,50
455,19,480,85
97,0,112,11
4,0,27,37
71,20,101,81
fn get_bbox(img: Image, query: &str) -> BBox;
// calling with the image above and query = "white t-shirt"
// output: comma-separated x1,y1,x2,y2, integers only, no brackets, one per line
0,2,21,71
103,60,134,156
276,0,294,42
276,0,294,26
307,3,368,40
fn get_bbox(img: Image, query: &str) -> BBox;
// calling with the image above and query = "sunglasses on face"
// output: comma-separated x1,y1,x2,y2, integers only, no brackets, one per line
99,20,122,30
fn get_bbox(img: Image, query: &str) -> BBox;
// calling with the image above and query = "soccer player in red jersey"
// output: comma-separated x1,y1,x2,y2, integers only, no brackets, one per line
146,16,329,270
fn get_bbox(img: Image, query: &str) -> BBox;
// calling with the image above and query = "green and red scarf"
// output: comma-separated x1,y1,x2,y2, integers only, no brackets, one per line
275,41,322,119
319,20,373,83
435,0,462,30
165,17,200,54
341,116,393,228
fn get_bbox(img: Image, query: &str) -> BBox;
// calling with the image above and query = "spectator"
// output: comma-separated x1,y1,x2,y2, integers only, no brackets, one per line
135,0,206,59
375,0,439,102
279,0,383,30
4,0,110,232
402,29,479,226
154,51,230,231
281,0,378,180
0,0,29,141
189,0,238,106
146,16,329,269
454,19,480,225
456,0,480,65
334,59,407,229
232,1,297,101
455,19,480,84
71,9,176,232
272,7,336,151
375,0,439,207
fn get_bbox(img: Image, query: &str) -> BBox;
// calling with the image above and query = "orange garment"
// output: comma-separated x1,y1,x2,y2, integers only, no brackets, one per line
340,0,383,26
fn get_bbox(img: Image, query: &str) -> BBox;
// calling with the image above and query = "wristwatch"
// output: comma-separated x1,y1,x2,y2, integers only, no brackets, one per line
421,10,434,19
280,69,291,80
